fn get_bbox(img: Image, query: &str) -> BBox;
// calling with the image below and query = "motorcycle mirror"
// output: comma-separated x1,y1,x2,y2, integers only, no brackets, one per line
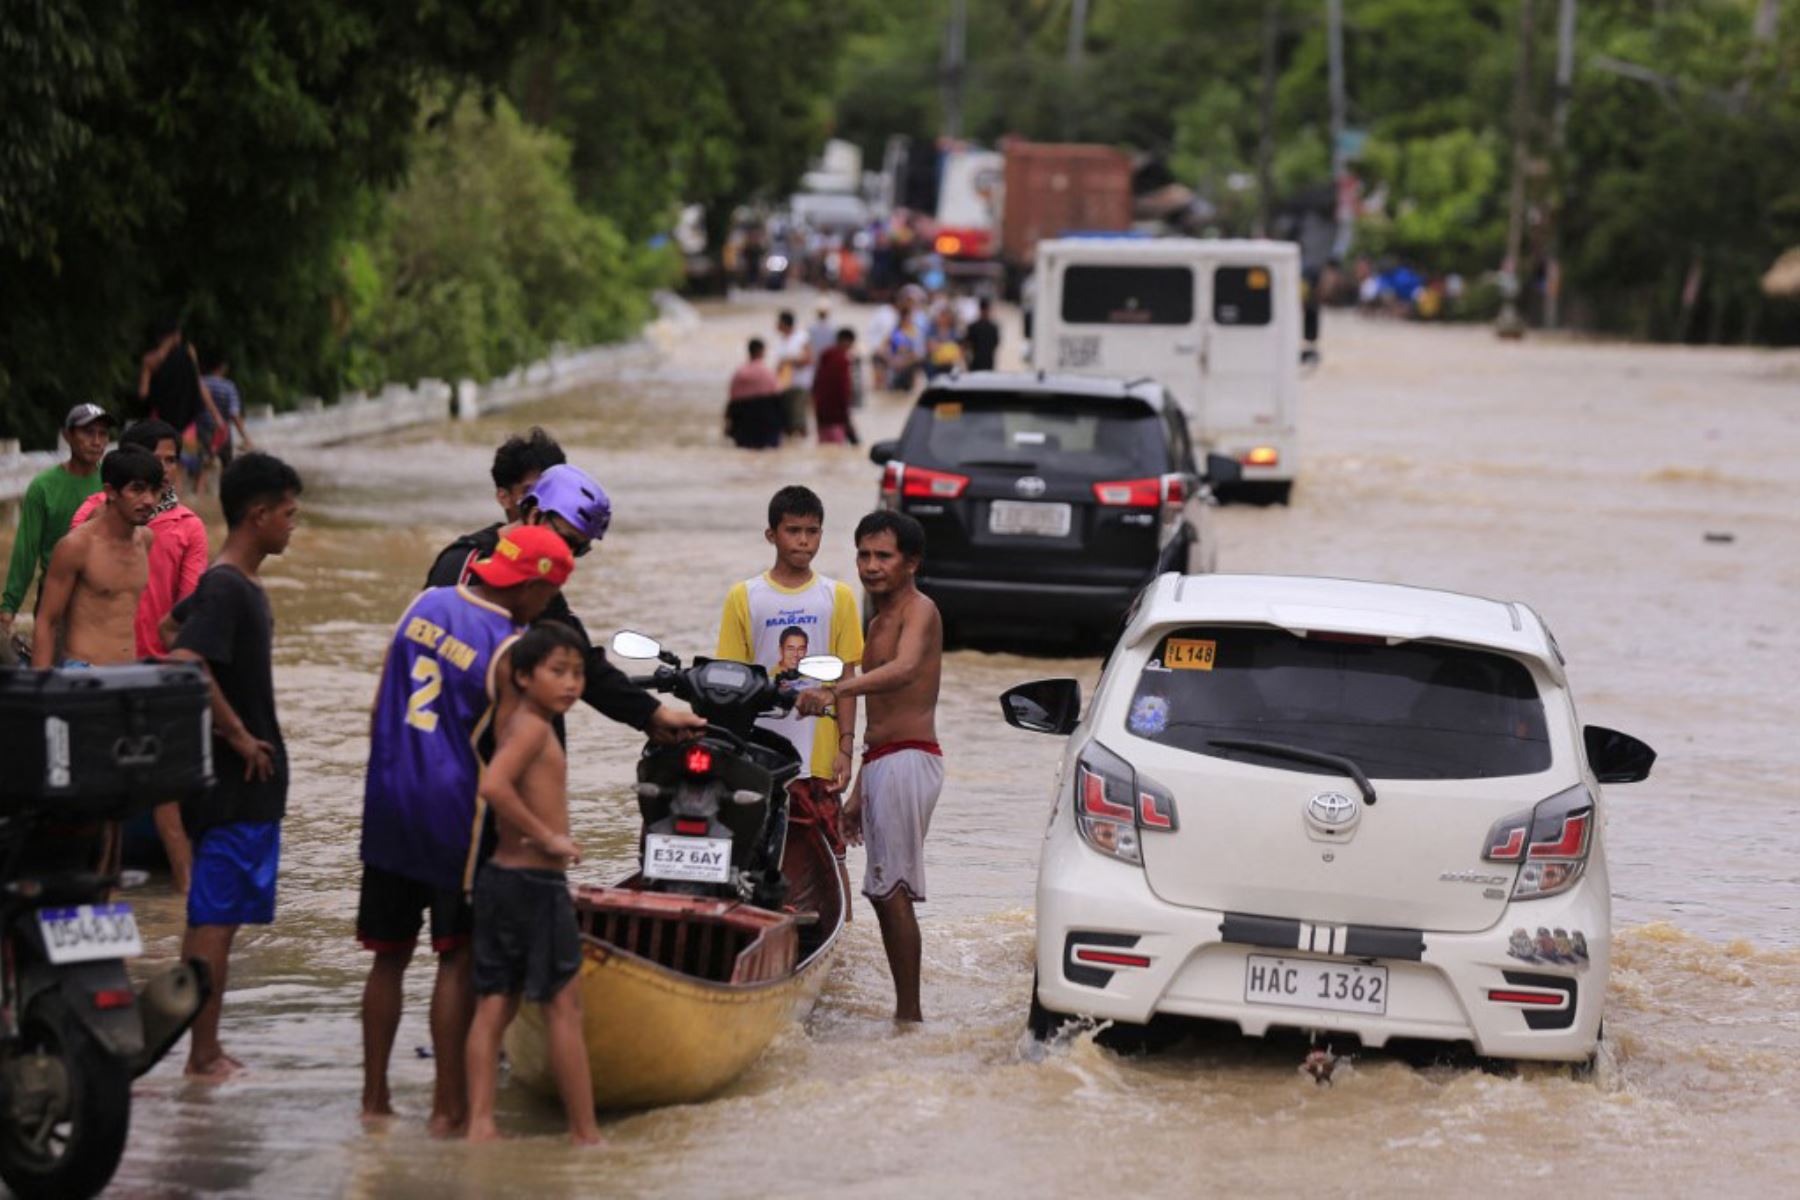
797,654,845,683
610,630,663,660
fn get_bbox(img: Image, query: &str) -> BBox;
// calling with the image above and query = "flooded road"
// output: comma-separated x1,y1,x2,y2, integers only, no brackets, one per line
8,299,1800,1196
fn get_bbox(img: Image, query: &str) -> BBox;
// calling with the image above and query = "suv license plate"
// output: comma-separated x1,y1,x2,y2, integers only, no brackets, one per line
1243,954,1388,1016
37,903,143,965
643,834,732,884
989,500,1072,537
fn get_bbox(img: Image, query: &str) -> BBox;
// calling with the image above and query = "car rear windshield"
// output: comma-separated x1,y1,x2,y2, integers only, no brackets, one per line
903,393,1167,478
1124,626,1552,780
1060,266,1195,325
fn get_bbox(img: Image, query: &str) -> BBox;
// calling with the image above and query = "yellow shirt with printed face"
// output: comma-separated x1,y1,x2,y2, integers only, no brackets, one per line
717,571,863,779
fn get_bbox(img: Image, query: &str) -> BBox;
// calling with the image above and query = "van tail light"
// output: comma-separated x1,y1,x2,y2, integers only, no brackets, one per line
901,465,969,499
1483,786,1593,900
1074,745,1179,865
1241,445,1280,467
880,461,904,509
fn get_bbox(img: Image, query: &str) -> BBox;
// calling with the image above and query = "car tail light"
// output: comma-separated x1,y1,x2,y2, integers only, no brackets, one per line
1094,475,1186,521
901,465,969,499
1483,785,1593,900
1073,743,1179,865
1093,478,1161,507
880,461,904,509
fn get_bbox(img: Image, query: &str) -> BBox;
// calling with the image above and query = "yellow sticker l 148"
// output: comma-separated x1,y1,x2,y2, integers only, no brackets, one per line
1165,638,1217,670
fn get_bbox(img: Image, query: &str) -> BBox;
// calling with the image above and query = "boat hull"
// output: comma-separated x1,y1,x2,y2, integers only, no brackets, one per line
504,824,845,1111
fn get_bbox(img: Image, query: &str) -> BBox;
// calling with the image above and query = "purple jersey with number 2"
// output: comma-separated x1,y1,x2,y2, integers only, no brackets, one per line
361,586,521,890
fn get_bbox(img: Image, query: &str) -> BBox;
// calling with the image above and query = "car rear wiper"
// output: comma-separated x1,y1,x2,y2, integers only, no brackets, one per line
956,459,1038,471
1206,738,1378,806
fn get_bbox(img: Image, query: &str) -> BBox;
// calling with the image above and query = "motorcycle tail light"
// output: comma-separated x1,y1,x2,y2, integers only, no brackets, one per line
1075,743,1142,865
674,818,710,836
685,746,713,775
92,988,135,1011
1486,785,1594,900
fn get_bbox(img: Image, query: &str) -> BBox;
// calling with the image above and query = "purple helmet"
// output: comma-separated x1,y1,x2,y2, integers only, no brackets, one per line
525,464,612,543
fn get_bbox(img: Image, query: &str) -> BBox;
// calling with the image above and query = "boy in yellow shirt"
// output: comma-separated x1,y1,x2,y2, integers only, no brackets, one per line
717,486,863,891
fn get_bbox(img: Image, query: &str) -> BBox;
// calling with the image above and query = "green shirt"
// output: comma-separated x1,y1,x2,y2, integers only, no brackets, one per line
2,464,102,615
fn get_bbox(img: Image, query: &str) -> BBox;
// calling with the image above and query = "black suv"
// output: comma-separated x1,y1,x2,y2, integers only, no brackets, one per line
869,372,1236,641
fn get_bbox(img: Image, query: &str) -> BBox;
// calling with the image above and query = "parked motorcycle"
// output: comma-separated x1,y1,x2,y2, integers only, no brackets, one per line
0,664,214,1199
610,632,842,910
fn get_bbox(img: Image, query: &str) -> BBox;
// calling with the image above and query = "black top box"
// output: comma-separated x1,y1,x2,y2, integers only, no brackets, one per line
0,663,214,818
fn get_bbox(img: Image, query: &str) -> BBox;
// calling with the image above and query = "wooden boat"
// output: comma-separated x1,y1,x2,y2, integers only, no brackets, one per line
503,822,847,1111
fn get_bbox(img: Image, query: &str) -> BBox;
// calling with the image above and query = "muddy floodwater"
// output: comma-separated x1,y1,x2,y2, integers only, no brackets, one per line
6,300,1799,1197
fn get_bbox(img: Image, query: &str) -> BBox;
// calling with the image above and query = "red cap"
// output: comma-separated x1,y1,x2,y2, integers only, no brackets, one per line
469,525,575,589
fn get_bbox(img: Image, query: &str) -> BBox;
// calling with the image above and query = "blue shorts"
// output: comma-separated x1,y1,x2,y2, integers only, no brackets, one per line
188,821,281,927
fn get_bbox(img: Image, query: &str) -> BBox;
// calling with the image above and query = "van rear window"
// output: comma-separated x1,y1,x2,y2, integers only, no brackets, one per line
1060,266,1194,326
1214,266,1273,326
1124,626,1552,780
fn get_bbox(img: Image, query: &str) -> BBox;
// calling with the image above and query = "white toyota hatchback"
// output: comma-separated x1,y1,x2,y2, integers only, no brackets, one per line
1003,574,1655,1063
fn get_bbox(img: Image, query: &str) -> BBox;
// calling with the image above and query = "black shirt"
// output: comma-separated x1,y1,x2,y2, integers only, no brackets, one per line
173,564,287,834
965,318,1001,371
424,525,660,731
147,340,205,430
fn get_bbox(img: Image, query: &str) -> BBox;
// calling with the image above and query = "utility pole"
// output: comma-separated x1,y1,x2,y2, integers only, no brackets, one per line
1257,0,1280,237
1497,0,1537,339
1068,0,1089,65
1327,0,1351,257
941,0,967,140
1544,0,1575,330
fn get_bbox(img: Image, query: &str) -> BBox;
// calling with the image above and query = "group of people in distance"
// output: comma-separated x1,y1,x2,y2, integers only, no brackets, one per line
355,429,947,1144
727,305,862,448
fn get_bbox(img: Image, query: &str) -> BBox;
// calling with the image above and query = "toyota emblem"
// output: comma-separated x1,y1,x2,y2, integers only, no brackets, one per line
1307,791,1357,826
1015,476,1047,498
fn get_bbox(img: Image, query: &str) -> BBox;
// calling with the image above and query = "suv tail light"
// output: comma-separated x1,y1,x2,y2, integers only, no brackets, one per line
901,465,969,499
880,461,904,509
1482,785,1593,899
1093,474,1187,521
1073,742,1179,865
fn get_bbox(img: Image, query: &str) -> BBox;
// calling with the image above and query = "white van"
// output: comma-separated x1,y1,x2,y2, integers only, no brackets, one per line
1031,237,1304,502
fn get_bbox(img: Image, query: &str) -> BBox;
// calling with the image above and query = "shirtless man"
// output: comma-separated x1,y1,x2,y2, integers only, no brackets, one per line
798,511,943,1021
31,447,163,669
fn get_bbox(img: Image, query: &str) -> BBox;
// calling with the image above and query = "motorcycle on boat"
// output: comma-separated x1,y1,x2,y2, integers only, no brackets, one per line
610,631,843,906
0,663,214,1199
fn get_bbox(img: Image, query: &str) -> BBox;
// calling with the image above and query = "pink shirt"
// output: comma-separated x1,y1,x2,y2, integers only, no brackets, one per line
729,360,781,402
71,493,210,656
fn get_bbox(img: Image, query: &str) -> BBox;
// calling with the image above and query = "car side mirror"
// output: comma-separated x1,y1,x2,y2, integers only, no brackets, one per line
869,439,899,466
797,654,845,683
1583,725,1656,784
1204,453,1243,486
611,630,662,660
1000,678,1082,735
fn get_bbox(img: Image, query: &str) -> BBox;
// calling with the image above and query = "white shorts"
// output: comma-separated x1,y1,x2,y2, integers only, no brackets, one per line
859,746,944,903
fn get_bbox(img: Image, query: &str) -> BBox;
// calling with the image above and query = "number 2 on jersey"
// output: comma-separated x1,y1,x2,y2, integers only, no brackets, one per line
406,657,442,732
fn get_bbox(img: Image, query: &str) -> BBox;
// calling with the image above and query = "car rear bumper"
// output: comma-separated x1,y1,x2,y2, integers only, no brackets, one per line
1035,835,1606,1062
920,573,1145,627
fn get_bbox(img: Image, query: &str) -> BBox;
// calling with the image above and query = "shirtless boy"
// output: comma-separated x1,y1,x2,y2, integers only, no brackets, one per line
798,511,942,1022
465,621,600,1145
31,446,162,669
